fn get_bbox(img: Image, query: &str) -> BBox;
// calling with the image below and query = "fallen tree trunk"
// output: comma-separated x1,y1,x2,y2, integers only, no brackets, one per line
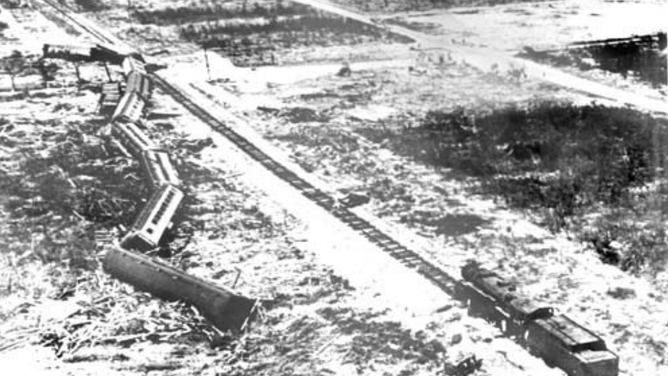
103,246,257,333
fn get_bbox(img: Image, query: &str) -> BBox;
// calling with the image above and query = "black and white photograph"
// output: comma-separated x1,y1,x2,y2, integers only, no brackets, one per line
0,0,666,375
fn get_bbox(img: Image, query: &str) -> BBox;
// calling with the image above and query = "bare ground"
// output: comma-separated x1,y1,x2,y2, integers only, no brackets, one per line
2,1,668,376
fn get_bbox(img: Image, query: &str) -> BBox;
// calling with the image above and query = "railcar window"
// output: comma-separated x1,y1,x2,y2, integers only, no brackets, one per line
151,190,176,225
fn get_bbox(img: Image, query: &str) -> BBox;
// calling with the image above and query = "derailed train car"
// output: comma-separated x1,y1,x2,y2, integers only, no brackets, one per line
102,48,258,332
44,39,259,333
111,91,146,124
456,263,619,376
110,53,184,251
42,43,93,62
104,246,257,332
122,56,147,77
120,184,183,252
111,120,155,159
125,71,151,102
139,149,180,191
110,57,151,123
98,82,123,117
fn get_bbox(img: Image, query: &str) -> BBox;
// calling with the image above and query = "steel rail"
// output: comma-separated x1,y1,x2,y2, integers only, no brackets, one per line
38,0,459,301
34,2,619,375
41,0,116,44
150,74,460,295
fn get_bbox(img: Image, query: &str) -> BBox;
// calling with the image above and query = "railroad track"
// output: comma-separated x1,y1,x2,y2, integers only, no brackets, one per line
34,2,622,375
40,0,121,46
151,74,459,295
38,0,459,311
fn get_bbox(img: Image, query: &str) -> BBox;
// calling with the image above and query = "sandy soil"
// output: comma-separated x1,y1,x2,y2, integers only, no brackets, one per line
185,52,668,376
2,1,667,376
383,0,667,52
291,0,667,111
0,2,549,376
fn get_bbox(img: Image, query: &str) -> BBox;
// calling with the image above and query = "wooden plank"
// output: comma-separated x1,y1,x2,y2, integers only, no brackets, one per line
104,247,257,333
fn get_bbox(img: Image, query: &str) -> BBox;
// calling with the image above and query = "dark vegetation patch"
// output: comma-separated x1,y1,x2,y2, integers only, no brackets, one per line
330,0,555,13
135,1,410,67
72,0,109,13
0,119,144,269
186,16,405,46
270,125,360,153
317,307,445,367
582,214,668,277
279,107,330,123
401,212,489,236
132,1,309,26
2,120,146,226
362,101,668,271
0,0,25,9
521,32,667,88
186,15,410,67
396,102,663,208
384,18,443,34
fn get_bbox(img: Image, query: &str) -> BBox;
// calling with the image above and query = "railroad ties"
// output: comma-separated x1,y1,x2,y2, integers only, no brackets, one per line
152,75,465,297
40,1,620,373
151,75,618,376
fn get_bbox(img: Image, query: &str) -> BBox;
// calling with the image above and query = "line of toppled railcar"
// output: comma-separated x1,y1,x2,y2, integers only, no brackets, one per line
43,42,181,252
107,55,182,252
456,263,619,376
41,36,257,332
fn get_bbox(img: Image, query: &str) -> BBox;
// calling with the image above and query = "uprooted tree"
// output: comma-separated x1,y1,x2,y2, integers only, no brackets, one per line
36,58,60,85
2,50,27,91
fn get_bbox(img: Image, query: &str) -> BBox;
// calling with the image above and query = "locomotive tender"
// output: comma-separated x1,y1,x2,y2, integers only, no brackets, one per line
42,39,621,365
120,184,184,252
457,263,619,376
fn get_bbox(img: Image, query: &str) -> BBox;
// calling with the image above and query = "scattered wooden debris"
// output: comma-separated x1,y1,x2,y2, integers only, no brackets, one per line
444,355,483,376
103,246,257,333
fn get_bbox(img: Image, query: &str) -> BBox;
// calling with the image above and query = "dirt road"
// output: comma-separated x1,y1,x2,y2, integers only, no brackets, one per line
290,0,667,114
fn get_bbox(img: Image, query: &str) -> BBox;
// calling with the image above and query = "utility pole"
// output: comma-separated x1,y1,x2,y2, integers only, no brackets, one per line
102,61,112,82
73,62,82,88
204,46,212,81
127,0,134,32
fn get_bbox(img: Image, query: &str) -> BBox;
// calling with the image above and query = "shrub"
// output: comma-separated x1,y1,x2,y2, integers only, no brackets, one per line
132,2,309,26
521,32,667,88
583,219,668,276
73,0,108,12
397,102,667,227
